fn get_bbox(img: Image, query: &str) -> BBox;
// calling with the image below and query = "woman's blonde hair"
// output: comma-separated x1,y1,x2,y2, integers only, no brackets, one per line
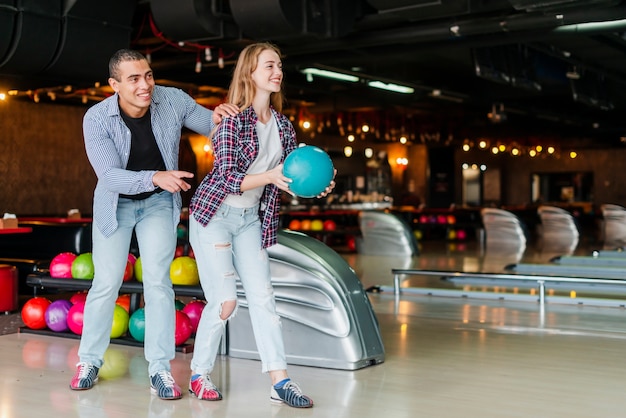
226,42,285,112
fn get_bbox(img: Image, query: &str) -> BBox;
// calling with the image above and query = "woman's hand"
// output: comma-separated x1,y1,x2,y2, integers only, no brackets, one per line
317,169,337,198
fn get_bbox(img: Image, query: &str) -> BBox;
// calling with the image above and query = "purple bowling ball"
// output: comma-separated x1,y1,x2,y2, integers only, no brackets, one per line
44,299,72,332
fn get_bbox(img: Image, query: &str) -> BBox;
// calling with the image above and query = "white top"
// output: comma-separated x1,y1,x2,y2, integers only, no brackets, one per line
224,115,282,208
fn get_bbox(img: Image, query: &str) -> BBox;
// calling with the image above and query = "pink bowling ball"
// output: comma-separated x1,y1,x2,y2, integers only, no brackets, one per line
182,299,206,334
49,252,77,278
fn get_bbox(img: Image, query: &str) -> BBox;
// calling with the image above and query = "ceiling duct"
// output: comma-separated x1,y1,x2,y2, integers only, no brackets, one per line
0,1,17,64
230,0,358,41
0,0,62,75
507,0,621,12
364,0,509,21
44,0,136,82
149,0,237,42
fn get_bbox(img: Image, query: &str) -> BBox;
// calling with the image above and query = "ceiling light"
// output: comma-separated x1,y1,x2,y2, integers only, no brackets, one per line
301,68,359,83
566,67,580,80
367,81,414,94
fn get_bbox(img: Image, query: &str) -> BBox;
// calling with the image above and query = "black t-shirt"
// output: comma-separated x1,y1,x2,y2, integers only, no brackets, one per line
119,109,166,200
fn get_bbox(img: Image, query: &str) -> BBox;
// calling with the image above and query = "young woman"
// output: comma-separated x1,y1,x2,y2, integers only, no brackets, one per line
188,42,333,408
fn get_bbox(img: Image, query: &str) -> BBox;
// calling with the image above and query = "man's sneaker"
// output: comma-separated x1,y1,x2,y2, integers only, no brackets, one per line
189,373,223,401
70,362,99,390
270,379,313,408
150,370,183,400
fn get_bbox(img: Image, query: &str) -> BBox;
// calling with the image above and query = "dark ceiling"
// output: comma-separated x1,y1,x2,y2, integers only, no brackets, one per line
2,0,626,148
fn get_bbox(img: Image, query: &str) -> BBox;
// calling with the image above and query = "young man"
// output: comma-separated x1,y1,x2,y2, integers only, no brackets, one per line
71,49,238,400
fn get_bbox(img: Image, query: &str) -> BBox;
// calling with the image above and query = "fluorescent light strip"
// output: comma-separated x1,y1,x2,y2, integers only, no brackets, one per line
301,68,359,82
367,80,414,94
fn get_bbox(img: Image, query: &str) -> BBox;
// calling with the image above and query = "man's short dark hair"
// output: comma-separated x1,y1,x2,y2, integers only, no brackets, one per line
109,49,147,81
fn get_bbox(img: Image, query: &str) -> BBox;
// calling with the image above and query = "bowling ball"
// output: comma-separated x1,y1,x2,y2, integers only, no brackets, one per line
110,304,129,339
45,299,72,332
175,310,193,346
175,244,185,258
69,291,88,305
175,298,185,310
447,229,457,240
323,219,337,231
177,223,188,240
300,219,312,230
21,297,52,330
99,348,129,380
134,257,143,282
127,253,137,266
67,301,85,335
182,299,206,334
170,256,199,285
288,219,301,230
116,294,131,313
456,229,467,240
311,219,324,231
414,230,423,240
49,252,77,278
283,145,334,198
128,307,146,342
122,260,134,282
71,252,94,279
447,215,457,225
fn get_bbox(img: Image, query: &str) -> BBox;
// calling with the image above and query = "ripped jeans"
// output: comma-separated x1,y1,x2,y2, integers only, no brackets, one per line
189,204,287,374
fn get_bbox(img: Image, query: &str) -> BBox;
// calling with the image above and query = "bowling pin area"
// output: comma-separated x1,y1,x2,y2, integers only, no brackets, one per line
3,233,626,418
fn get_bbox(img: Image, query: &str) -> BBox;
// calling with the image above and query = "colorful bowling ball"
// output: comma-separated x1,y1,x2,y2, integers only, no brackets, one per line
283,145,334,198
45,299,72,332
182,299,206,334
116,294,131,313
447,215,457,225
300,219,312,230
447,229,457,240
175,298,185,310
323,219,337,231
134,257,143,282
170,256,199,286
69,291,88,305
288,219,301,230
67,301,85,335
49,252,77,278
128,307,146,342
71,252,94,279
176,223,188,240
414,230,423,240
99,348,129,380
122,260,134,282
21,297,52,330
110,304,129,339
175,310,193,346
456,229,467,240
311,219,324,231
127,253,137,266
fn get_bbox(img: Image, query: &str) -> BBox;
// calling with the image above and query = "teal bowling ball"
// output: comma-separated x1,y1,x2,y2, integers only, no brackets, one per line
128,307,146,342
283,145,334,198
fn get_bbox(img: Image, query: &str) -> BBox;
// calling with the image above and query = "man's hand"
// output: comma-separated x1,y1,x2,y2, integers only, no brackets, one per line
152,170,194,193
212,103,240,125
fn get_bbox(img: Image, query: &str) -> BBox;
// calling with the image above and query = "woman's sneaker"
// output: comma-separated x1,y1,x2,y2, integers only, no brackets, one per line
70,362,99,390
270,379,313,408
189,373,223,401
150,370,182,400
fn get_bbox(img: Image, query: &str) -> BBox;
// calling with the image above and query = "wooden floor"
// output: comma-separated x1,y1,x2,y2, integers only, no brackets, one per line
2,236,626,418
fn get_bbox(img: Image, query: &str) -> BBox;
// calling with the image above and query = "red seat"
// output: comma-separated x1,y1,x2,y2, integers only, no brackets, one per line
0,264,18,313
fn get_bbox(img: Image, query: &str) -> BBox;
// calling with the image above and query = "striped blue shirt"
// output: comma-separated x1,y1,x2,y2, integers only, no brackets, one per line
190,106,297,248
83,85,215,237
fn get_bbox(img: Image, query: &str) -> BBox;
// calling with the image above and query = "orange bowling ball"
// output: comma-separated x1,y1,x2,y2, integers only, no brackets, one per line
288,219,301,230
